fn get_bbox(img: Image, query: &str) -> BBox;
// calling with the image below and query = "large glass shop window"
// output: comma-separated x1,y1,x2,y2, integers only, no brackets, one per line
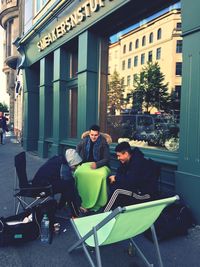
106,5,181,152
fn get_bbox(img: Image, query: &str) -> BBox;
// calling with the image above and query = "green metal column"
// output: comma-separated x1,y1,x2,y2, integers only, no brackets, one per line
51,48,68,156
176,0,200,223
22,66,39,151
77,31,100,137
38,56,53,157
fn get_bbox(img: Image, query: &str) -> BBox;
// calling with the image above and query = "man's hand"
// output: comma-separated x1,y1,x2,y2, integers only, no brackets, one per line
109,175,116,184
90,162,97,169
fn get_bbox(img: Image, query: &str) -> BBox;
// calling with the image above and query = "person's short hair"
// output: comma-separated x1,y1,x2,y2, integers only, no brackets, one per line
89,124,100,132
115,142,132,154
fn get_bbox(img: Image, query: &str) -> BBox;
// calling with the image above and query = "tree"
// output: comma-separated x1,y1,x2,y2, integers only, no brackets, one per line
107,70,125,114
0,102,9,112
131,62,169,113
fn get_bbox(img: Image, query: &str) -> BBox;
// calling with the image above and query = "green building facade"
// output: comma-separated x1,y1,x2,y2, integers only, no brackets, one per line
16,0,200,223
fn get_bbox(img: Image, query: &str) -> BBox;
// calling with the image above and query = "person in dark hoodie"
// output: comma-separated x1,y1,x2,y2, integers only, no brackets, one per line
32,149,83,217
104,142,159,211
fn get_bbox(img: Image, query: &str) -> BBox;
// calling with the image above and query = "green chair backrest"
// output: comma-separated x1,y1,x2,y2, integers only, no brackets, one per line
73,196,178,247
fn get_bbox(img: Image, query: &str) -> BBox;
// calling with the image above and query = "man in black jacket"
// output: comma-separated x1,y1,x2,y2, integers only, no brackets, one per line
32,149,83,217
76,124,110,169
104,142,159,211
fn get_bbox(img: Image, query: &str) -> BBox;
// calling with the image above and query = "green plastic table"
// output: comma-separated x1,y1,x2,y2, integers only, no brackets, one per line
74,163,111,211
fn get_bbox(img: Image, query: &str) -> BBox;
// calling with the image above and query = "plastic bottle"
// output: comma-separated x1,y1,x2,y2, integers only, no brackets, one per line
40,213,50,243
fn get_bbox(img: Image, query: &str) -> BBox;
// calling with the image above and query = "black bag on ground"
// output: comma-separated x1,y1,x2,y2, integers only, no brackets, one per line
0,209,40,246
0,199,57,246
144,202,194,242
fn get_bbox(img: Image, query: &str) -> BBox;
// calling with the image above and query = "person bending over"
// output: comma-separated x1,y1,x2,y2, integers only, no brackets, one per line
32,149,83,217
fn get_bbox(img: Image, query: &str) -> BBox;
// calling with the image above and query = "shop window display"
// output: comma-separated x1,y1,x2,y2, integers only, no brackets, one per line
106,7,181,151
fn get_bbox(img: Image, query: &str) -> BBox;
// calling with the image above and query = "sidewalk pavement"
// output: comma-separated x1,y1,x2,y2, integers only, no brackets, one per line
0,133,200,267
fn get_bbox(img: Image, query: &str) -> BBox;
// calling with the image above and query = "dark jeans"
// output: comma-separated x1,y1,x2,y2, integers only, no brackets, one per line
0,132,3,144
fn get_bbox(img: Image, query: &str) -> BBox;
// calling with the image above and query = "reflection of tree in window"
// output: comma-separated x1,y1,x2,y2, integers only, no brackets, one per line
131,62,169,113
127,75,131,86
107,71,125,115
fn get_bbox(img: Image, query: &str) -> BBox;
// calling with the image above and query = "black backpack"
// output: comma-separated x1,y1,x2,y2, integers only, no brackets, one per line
144,202,194,242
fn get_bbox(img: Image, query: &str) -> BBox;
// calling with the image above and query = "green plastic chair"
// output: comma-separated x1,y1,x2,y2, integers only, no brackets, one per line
68,195,179,267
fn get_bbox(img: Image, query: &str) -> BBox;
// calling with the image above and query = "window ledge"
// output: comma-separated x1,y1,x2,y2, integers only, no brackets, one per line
109,143,178,166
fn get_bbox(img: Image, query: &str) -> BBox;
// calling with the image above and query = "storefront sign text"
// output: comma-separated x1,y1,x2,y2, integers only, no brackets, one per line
37,0,114,52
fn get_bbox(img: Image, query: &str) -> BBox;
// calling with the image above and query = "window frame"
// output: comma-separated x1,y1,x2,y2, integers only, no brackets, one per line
149,32,154,43
157,28,162,40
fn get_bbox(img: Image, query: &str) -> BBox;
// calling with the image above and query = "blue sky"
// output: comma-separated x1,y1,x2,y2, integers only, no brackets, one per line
109,2,181,44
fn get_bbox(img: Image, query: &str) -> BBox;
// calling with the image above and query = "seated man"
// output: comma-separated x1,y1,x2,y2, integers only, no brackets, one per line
76,124,111,169
104,142,160,211
32,149,83,217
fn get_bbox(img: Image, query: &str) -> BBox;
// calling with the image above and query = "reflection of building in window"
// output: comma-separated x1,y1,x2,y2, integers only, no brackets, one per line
176,62,182,76
128,58,131,69
107,7,182,147
176,40,182,53
142,36,146,46
176,22,182,30
123,44,126,53
129,42,132,51
134,56,138,67
108,8,182,108
175,85,181,99
149,32,154,43
127,75,131,86
135,39,139,48
122,60,125,70
141,53,145,64
157,28,162,40
156,47,161,60
133,74,137,83
148,51,153,62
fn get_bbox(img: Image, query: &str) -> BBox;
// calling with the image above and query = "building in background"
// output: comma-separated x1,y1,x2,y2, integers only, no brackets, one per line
0,27,9,105
0,0,23,138
109,8,182,113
